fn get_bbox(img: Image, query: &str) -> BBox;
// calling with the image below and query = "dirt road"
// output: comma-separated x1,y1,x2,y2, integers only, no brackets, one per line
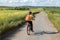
2,11,60,40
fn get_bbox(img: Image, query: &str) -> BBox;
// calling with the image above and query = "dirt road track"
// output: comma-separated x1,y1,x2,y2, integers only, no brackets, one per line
2,11,60,40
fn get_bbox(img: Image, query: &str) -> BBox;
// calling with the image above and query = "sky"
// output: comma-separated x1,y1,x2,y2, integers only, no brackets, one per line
0,0,60,6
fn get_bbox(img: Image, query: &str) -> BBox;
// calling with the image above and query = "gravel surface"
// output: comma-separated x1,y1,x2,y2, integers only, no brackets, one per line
2,11,60,40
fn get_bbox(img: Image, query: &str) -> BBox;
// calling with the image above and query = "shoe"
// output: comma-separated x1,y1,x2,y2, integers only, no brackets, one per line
32,30,34,32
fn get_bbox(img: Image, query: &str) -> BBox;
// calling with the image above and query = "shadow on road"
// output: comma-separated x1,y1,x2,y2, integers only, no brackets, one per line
34,31,58,35
1,24,26,40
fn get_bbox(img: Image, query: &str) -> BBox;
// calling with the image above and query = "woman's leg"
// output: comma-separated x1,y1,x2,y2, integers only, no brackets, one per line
30,21,33,32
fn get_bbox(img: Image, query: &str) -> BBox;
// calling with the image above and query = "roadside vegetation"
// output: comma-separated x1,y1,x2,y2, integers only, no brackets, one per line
44,7,60,33
0,6,41,35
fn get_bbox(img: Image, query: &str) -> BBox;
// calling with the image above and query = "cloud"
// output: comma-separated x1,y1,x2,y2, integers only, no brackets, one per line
0,0,60,6
8,0,19,3
0,0,8,3
20,0,28,2
31,0,36,4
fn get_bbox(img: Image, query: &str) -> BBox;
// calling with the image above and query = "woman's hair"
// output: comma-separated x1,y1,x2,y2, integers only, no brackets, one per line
29,11,32,15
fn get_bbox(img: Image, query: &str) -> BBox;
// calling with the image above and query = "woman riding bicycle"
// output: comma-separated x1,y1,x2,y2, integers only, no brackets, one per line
25,11,34,32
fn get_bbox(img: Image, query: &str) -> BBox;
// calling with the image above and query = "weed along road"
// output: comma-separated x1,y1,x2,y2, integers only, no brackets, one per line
2,11,60,40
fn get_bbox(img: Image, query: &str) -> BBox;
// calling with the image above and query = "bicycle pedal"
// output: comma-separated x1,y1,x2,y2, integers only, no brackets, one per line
27,34,30,35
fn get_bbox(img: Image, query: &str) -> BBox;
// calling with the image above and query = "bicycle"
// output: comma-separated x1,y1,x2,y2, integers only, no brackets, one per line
27,22,31,35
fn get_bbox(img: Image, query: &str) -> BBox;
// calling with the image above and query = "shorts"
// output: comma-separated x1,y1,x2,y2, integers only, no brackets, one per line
26,21,33,31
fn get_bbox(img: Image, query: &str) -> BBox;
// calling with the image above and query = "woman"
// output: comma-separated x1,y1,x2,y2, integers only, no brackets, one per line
25,11,34,32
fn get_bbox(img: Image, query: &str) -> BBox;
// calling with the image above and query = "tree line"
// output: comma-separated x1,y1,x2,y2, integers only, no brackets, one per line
0,6,30,10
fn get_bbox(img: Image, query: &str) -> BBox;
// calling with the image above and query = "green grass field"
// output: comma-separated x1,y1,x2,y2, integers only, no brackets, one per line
44,7,60,33
0,7,41,34
0,10,28,34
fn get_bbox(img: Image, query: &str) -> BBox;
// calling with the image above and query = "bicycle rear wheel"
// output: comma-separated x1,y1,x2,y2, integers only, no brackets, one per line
27,23,31,35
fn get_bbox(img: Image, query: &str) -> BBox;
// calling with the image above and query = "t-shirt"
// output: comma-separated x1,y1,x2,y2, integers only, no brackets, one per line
25,15,33,21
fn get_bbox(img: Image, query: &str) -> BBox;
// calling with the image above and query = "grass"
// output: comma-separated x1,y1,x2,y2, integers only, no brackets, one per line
0,8,41,34
30,8,43,13
0,10,28,34
44,7,60,33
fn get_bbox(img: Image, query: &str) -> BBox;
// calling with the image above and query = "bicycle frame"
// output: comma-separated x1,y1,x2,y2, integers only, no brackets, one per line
27,23,31,35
